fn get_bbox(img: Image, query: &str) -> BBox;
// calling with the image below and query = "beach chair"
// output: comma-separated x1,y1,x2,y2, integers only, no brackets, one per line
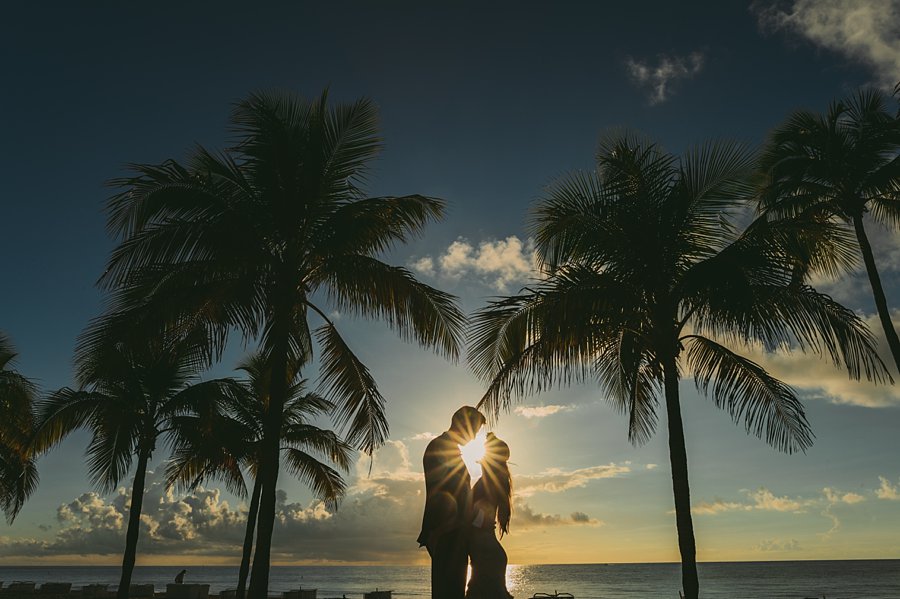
282,590,316,599
362,591,391,599
165,584,209,599
81,584,109,598
127,584,154,598
219,590,237,599
38,583,72,596
7,582,36,594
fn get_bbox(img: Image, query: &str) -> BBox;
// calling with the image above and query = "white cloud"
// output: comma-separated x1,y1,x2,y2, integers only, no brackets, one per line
645,464,659,470
693,498,751,515
755,537,802,552
749,487,812,512
514,404,573,419
754,0,900,86
516,463,631,497
407,432,436,441
693,487,812,515
876,476,900,500
823,487,866,505
410,236,540,292
625,52,705,105
733,311,900,408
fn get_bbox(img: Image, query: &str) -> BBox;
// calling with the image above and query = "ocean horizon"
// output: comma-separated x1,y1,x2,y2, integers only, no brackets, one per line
1,560,898,598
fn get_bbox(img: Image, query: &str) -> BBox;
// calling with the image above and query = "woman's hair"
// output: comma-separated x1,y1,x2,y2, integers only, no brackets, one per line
476,433,512,537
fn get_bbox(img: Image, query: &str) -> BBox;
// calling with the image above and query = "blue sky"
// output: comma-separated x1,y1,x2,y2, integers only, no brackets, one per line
2,0,899,564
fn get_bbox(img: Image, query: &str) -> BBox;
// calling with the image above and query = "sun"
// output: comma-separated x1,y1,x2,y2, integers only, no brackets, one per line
459,427,487,482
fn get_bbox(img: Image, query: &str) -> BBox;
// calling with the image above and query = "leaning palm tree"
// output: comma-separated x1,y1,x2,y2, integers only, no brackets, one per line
166,353,352,599
0,333,39,522
35,330,244,599
469,133,890,599
758,88,900,372
93,90,466,597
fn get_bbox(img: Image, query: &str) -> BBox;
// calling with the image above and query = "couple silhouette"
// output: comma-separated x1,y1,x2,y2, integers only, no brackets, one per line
417,406,514,599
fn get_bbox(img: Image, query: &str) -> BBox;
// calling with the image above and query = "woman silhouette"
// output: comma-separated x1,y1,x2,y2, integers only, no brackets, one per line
466,432,513,599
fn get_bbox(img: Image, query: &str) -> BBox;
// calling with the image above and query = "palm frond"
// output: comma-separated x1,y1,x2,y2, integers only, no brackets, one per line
319,256,465,360
282,448,347,509
683,335,813,453
314,323,388,455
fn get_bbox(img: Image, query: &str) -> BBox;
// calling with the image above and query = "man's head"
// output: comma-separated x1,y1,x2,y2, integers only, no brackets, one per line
449,405,486,443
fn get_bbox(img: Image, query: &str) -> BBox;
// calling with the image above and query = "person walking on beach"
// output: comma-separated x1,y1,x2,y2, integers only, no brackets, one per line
417,406,486,599
174,570,187,584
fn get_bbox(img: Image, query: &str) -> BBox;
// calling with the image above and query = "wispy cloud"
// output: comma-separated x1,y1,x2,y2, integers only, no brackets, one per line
755,537,802,552
753,0,900,87
876,476,900,500
625,52,705,105
514,404,573,419
410,236,539,292
517,463,631,497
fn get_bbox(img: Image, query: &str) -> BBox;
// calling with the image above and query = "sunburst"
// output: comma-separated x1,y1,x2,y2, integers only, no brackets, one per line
459,426,487,481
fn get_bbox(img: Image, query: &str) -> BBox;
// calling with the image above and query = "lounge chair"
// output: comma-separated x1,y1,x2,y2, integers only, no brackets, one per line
282,590,316,599
165,584,209,599
81,584,109,598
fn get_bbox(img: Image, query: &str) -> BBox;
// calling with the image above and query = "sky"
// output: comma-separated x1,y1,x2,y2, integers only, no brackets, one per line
2,0,900,566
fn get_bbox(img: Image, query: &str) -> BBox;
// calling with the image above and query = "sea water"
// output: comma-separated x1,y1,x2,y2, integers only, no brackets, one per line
0,561,898,598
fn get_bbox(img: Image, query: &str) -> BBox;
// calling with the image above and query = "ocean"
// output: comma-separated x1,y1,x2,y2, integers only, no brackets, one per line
0,562,897,598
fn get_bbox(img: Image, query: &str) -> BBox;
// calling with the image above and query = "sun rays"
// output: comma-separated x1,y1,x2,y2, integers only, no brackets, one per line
460,427,488,481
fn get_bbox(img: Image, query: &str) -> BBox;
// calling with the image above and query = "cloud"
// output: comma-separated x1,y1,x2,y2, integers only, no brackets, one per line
514,405,573,419
753,0,900,86
0,440,609,564
823,487,866,505
512,502,603,529
755,538,802,552
516,463,631,497
645,464,659,471
410,236,539,292
625,52,705,105
731,311,900,408
749,488,811,512
407,432,436,442
693,499,751,515
693,487,812,515
876,476,900,500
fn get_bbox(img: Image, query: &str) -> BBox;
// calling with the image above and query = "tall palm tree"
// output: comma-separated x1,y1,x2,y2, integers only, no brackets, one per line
758,89,900,372
166,353,352,599
35,330,244,599
93,90,466,597
469,134,890,599
0,333,39,522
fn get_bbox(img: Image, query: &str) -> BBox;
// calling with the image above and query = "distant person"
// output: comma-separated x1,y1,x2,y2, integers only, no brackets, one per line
417,406,486,599
174,570,187,584
466,432,513,599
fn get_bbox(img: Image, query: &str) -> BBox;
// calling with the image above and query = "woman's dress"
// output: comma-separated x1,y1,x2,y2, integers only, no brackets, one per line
466,494,512,599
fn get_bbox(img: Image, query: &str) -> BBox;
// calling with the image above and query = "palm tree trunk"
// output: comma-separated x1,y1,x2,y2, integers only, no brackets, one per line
248,323,290,599
236,474,262,599
852,214,900,374
116,449,150,599
662,351,699,599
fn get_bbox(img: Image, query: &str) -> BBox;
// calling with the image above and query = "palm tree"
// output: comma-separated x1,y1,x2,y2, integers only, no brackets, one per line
469,134,890,599
93,90,466,597
758,89,900,373
35,330,244,599
0,333,39,522
166,353,352,599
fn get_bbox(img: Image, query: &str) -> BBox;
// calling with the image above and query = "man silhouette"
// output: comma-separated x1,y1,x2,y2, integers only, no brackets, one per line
417,406,486,599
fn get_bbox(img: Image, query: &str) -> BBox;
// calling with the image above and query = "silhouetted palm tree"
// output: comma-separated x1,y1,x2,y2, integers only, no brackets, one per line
94,90,465,597
166,353,351,599
469,134,890,599
758,89,900,373
36,331,244,599
0,333,38,522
